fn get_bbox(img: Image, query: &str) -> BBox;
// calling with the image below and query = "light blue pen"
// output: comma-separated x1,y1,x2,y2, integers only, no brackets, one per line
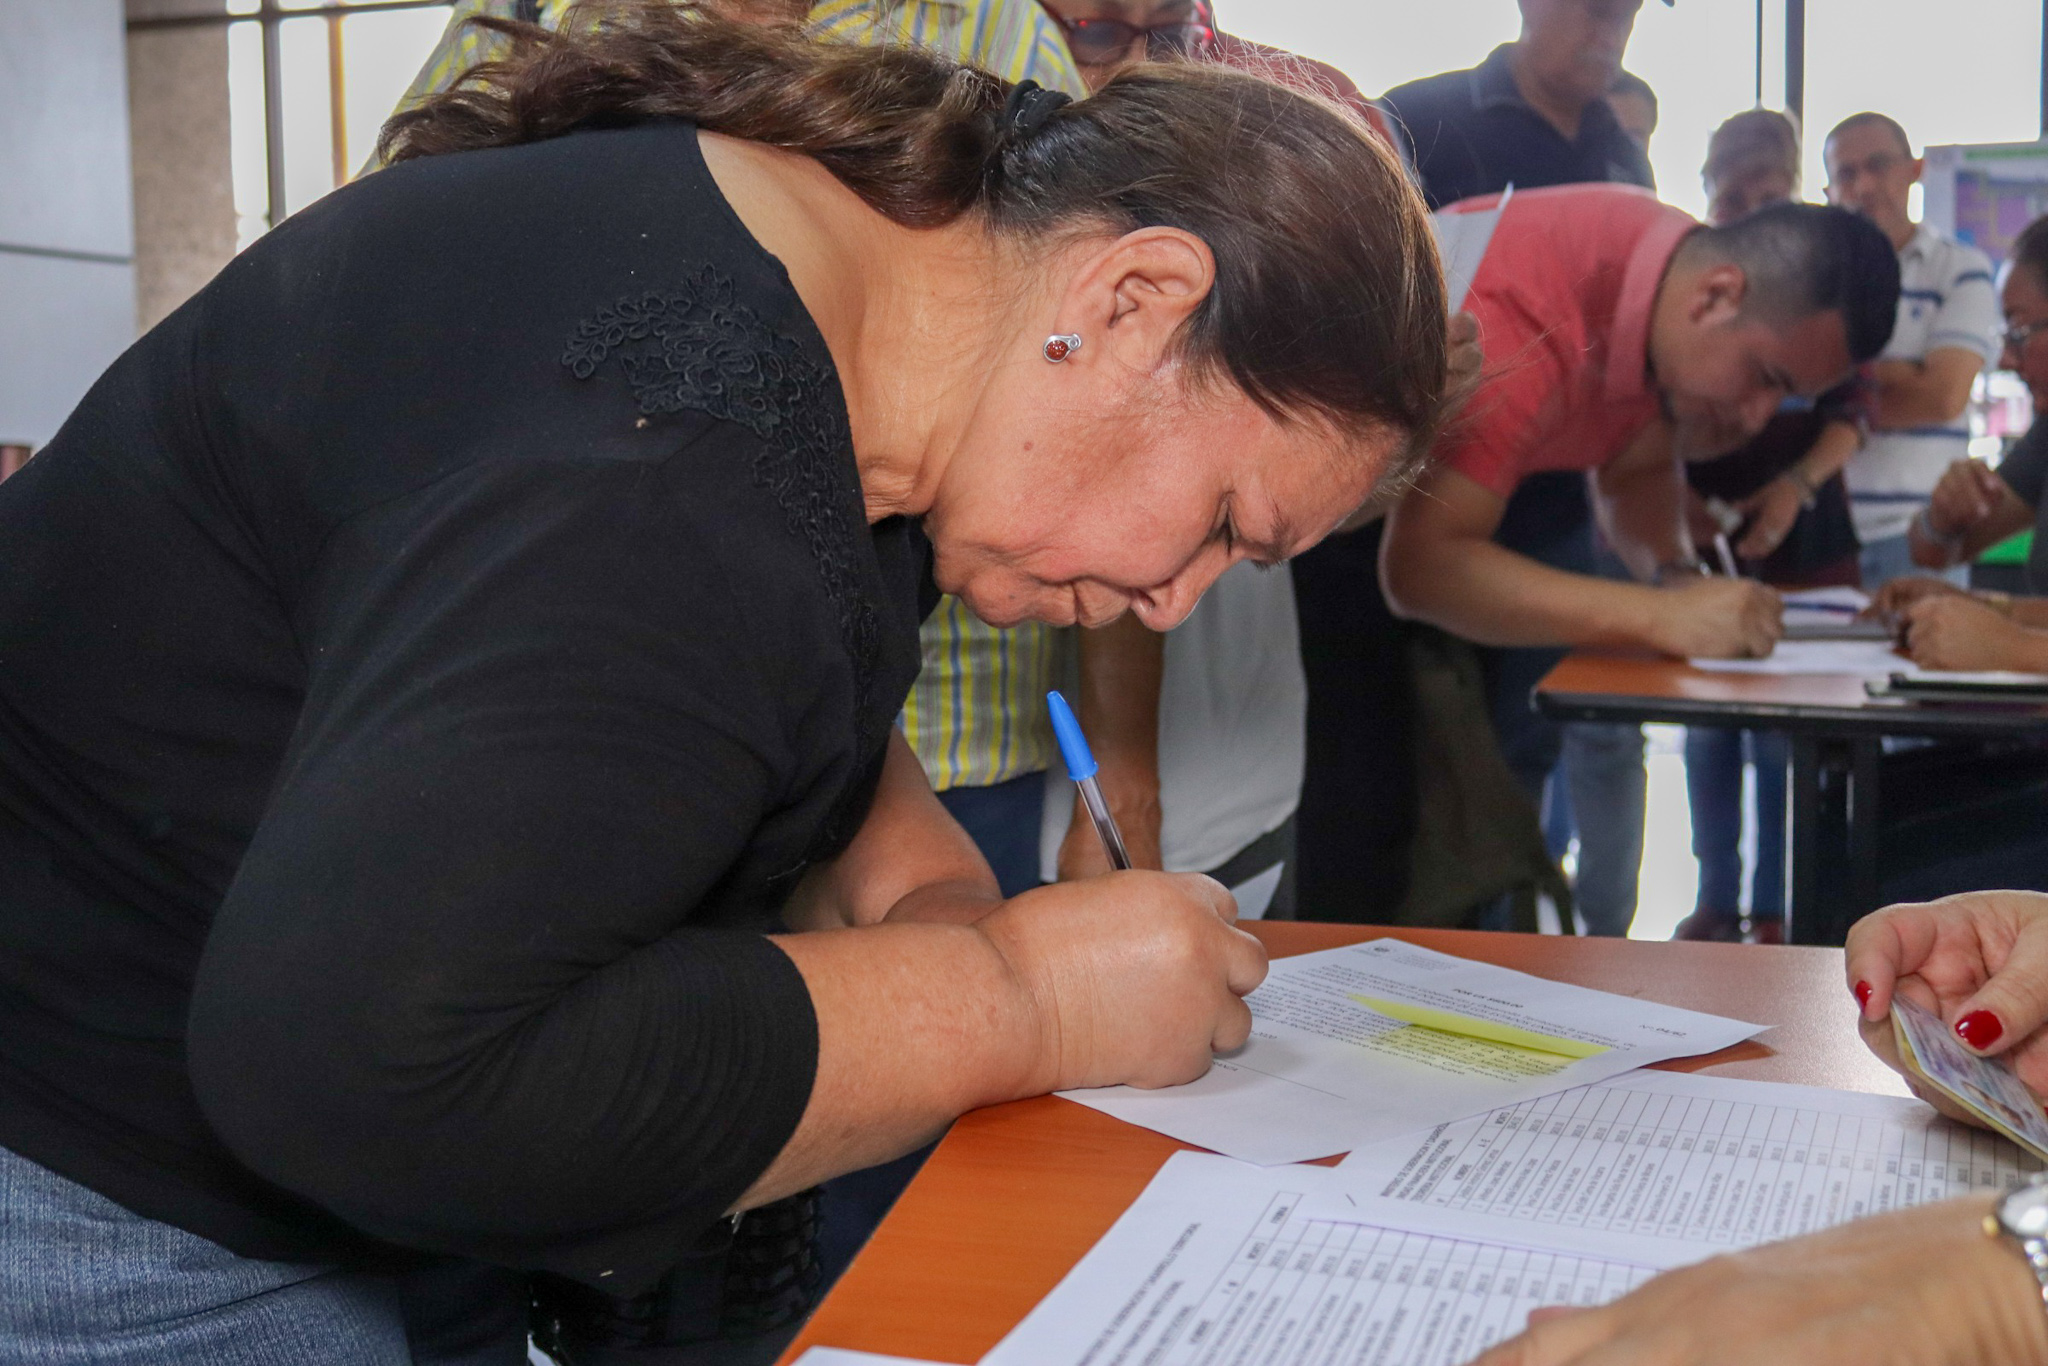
1046,690,1132,871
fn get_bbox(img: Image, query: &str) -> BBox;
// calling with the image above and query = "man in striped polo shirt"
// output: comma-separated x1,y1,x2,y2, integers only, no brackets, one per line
1825,112,2001,587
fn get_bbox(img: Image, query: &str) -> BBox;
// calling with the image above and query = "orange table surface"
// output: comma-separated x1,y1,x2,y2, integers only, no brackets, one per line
778,922,1900,1365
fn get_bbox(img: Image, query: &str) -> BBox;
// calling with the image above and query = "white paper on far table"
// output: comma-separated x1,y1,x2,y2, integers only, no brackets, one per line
1058,939,1764,1165
980,1151,1657,1366
1688,638,1907,675
1336,1069,2041,1268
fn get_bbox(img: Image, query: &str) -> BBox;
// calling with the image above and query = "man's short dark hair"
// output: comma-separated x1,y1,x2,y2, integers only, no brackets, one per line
1682,201,1901,363
1825,110,1912,159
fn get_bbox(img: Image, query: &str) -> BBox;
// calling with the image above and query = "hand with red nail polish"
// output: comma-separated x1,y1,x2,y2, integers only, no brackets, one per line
1846,891,2048,1130
1956,1009,2004,1052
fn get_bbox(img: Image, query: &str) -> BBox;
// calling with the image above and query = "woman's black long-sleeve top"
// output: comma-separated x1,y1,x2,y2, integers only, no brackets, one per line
0,121,930,1294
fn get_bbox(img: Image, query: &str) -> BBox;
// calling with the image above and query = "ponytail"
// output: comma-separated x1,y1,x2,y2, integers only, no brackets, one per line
379,1,1448,456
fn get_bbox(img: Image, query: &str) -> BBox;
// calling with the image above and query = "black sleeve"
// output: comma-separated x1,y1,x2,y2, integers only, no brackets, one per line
2001,425,2048,510
187,446,825,1294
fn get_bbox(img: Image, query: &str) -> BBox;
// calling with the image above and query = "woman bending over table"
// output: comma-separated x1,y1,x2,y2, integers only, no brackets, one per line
0,6,1448,1362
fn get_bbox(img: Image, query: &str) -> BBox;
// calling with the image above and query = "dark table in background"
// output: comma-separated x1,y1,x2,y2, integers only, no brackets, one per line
1536,651,2048,945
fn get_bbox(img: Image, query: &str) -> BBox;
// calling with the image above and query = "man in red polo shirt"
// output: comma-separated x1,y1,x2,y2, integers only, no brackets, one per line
1383,185,1899,667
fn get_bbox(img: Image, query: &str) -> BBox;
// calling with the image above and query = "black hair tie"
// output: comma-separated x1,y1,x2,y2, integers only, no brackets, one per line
999,79,1073,147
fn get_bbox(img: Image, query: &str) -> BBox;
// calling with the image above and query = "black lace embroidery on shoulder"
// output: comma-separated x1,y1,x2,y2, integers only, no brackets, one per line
561,267,881,728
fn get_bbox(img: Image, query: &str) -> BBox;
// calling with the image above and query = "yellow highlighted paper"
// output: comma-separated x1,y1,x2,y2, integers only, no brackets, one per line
1348,995,1610,1060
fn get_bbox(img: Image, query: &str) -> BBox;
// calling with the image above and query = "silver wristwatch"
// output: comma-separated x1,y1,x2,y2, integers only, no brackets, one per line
1988,1175,2048,1324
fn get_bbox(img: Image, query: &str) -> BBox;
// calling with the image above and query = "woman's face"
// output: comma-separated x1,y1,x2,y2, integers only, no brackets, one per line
2002,264,2048,408
922,362,1393,631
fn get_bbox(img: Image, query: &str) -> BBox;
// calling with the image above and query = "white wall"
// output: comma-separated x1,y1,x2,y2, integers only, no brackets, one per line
0,0,138,447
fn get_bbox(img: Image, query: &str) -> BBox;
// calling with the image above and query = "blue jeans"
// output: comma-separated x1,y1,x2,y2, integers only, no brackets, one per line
1859,532,1968,591
1684,727,1788,918
935,771,1045,898
0,1144,528,1365
1544,723,1646,938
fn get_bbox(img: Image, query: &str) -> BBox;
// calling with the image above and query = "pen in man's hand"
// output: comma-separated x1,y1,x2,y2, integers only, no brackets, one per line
1047,690,1132,871
1711,532,1740,578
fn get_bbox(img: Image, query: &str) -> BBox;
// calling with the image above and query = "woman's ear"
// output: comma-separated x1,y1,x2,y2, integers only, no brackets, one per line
1061,227,1216,377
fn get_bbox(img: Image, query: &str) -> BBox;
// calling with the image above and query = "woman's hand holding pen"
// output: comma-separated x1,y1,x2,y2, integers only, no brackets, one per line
977,873,1265,1093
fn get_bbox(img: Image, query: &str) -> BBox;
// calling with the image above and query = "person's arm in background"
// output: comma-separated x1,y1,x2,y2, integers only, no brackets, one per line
1056,615,1166,880
1869,347,1986,430
1382,437,1781,658
1588,418,1691,581
1731,419,1862,560
1908,456,2038,569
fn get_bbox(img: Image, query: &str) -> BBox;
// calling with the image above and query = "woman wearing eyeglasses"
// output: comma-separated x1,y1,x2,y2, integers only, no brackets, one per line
1868,214,2048,672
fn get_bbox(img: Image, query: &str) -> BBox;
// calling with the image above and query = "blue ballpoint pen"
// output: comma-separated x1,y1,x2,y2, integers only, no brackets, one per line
1046,690,1133,871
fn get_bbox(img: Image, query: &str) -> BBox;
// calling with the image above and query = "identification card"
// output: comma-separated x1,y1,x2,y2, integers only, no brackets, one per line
1891,995,2048,1160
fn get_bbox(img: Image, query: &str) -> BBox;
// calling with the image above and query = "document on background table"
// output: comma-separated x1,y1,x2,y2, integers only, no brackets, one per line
1336,1068,2041,1268
1689,638,1907,675
981,1151,1657,1366
1058,939,1765,1165
789,1352,956,1366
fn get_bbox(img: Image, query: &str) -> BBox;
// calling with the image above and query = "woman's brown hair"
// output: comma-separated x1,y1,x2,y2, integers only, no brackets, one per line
380,2,1448,461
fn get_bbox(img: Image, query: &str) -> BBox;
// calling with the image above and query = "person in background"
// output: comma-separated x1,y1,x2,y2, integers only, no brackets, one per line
1378,0,1658,212
394,0,1088,913
1676,108,1867,945
1870,213,2048,672
1365,0,1662,937
1381,193,1902,827
1825,112,2001,589
1606,69,1657,151
1032,0,1387,918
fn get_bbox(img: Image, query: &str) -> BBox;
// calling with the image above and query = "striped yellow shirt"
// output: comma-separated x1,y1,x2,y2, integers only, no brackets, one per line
388,0,1078,791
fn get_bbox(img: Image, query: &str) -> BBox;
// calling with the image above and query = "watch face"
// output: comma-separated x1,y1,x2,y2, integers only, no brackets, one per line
2002,1180,2048,1239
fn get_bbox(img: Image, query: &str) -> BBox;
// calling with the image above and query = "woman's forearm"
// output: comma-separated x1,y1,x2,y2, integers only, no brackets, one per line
743,920,1042,1206
781,729,1000,931
749,874,1265,1209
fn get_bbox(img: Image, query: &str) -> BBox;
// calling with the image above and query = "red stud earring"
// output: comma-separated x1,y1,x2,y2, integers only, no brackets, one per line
1043,333,1082,363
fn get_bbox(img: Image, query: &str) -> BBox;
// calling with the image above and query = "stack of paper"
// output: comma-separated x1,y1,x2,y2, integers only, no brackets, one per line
1059,940,1764,1164
983,1071,2040,1366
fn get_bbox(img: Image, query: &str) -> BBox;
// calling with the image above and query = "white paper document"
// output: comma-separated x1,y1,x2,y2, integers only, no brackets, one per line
982,1151,1655,1366
790,1352,956,1366
1432,184,1512,313
1058,939,1765,1165
1689,637,1906,676
1336,1069,2042,1268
